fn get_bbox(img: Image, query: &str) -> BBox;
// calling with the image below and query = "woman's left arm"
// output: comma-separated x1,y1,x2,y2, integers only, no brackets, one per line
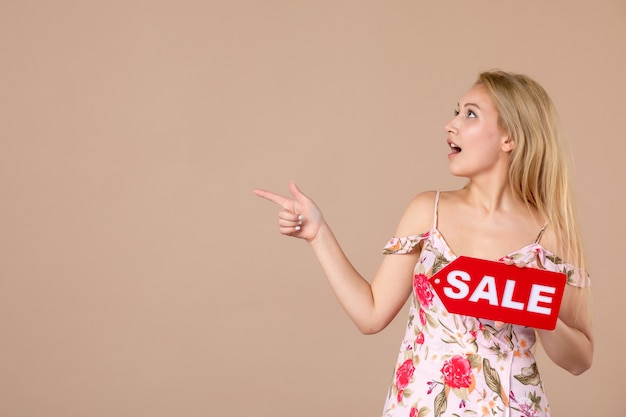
536,285,594,375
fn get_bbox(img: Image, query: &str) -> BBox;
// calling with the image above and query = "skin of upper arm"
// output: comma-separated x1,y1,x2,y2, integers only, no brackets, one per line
558,285,593,340
539,229,593,337
365,192,437,333
536,228,594,367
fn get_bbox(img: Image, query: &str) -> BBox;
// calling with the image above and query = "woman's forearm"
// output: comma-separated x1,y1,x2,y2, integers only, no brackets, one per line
309,222,379,333
309,221,415,334
537,320,593,375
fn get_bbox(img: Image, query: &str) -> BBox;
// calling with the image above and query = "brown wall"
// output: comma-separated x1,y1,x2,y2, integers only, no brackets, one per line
1,1,623,416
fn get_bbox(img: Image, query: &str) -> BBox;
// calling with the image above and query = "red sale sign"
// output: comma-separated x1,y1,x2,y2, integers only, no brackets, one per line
429,256,566,330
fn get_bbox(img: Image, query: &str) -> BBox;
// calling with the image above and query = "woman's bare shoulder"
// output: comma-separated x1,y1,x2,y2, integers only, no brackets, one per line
394,190,439,236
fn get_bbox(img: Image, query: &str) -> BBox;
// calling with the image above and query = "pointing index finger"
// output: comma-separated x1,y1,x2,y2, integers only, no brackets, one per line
253,188,291,208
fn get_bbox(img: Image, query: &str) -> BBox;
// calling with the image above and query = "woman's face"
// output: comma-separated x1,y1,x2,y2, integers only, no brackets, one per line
444,84,513,179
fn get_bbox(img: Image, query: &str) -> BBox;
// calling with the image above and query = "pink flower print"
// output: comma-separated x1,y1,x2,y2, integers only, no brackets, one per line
395,359,416,390
415,332,425,345
419,308,427,326
510,391,540,417
409,407,419,417
397,389,404,403
426,380,436,395
519,403,539,417
414,273,434,308
441,355,472,389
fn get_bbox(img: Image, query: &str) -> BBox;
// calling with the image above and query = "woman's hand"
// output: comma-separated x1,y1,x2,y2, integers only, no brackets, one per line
254,181,323,243
254,184,424,334
494,256,530,329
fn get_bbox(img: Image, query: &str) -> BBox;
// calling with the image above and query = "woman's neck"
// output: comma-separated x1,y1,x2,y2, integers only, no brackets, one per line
461,179,522,215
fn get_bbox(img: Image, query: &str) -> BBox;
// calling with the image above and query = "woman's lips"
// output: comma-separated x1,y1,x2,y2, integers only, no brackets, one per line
447,139,461,157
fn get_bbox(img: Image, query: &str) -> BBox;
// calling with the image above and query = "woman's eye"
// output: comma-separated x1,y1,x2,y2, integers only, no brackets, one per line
454,109,460,116
467,110,476,118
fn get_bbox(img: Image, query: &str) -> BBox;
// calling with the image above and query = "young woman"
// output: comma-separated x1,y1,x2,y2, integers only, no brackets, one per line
254,70,593,417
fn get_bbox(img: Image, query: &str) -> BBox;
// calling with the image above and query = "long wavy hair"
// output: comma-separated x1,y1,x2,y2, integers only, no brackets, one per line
475,70,587,281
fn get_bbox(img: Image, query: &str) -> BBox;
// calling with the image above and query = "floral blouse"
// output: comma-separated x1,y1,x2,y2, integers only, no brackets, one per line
380,193,589,417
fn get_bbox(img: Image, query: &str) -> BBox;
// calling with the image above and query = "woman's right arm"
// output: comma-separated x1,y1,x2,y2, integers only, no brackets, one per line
254,182,434,334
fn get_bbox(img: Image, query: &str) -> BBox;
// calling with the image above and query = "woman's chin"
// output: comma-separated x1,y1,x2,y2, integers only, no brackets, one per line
448,166,468,178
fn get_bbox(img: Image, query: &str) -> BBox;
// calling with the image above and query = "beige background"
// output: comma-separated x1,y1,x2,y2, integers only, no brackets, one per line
1,1,624,416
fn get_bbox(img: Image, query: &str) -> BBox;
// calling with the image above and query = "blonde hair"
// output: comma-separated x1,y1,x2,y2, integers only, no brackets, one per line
475,70,587,278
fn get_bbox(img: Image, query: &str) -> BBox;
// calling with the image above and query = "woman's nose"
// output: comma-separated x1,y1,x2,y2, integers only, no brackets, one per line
444,117,458,135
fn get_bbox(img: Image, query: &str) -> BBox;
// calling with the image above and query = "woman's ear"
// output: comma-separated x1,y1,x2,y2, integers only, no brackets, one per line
502,137,515,153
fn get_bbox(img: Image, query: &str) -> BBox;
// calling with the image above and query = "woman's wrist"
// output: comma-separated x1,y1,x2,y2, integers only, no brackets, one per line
308,219,330,246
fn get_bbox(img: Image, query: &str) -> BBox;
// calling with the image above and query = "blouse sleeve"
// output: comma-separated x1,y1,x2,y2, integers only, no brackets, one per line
382,233,428,255
535,247,591,288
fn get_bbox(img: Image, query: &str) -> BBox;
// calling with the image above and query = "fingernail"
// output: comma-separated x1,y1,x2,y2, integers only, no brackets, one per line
295,226,301,231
